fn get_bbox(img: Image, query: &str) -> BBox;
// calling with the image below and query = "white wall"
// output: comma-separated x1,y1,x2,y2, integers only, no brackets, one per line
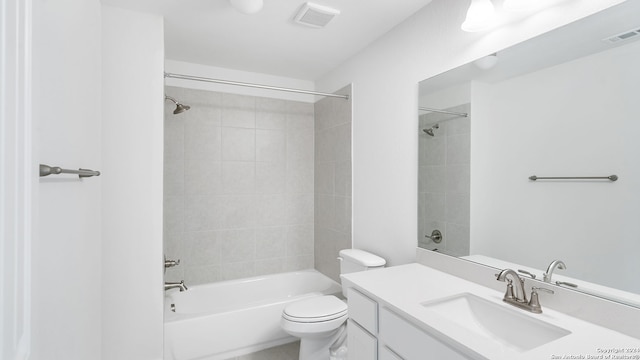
315,0,625,266
31,0,103,359
1,0,33,358
471,40,640,293
101,5,164,360
165,60,316,103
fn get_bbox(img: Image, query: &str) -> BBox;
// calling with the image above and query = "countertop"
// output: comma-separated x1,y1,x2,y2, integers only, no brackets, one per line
342,263,640,360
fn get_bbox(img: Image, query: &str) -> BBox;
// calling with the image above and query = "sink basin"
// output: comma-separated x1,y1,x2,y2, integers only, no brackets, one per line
421,293,571,352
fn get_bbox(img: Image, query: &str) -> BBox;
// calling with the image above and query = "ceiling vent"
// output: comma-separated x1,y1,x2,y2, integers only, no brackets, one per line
294,2,340,28
603,27,640,44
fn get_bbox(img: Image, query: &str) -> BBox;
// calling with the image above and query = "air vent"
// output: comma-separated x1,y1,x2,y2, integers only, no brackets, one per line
603,28,640,44
294,2,340,28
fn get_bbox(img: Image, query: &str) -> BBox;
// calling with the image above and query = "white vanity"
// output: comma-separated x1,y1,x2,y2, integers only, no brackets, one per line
342,263,640,360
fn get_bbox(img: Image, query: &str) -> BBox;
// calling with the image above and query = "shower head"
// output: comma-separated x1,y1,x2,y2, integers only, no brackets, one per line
165,95,191,114
422,123,440,137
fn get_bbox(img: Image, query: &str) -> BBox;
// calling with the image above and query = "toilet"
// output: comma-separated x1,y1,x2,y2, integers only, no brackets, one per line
281,249,386,360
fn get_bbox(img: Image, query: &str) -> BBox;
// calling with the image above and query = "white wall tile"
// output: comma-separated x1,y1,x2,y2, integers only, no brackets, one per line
255,195,288,227
255,227,287,259
184,159,222,196
287,193,314,225
220,195,256,229
219,229,256,263
184,231,221,266
222,127,256,162
256,98,287,130
286,160,314,194
255,162,286,194
222,162,256,194
185,121,222,161
222,93,255,128
184,194,223,231
286,225,314,256
222,261,256,281
256,129,286,162
287,128,314,163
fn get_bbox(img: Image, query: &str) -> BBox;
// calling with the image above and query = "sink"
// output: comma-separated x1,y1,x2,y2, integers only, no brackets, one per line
421,293,571,352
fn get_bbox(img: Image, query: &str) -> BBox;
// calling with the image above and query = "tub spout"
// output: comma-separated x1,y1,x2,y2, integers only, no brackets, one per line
165,280,188,292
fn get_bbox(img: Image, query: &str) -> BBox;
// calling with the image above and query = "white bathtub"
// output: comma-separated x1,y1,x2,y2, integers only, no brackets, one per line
164,269,342,360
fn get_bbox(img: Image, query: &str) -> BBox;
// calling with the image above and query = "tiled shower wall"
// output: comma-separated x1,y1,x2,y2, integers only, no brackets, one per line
418,103,470,256
314,85,353,283
163,86,315,284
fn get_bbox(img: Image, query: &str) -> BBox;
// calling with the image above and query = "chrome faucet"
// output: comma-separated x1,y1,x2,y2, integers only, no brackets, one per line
496,268,554,314
543,260,566,283
164,280,188,292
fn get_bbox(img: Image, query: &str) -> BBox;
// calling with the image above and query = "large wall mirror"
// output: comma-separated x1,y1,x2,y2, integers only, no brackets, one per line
418,1,640,308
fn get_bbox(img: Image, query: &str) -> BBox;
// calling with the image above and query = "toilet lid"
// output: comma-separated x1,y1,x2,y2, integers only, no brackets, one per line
283,295,347,323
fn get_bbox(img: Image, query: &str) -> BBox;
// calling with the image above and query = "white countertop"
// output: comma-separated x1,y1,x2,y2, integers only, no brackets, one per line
342,263,640,360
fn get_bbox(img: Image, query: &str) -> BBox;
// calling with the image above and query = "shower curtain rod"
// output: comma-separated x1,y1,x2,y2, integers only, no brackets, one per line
419,107,468,117
164,72,349,100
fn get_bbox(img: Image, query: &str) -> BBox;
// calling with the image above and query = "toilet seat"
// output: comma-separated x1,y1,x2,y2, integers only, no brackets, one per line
283,295,348,323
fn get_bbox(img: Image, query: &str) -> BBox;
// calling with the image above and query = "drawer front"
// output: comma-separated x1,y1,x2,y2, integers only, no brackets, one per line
379,346,404,360
378,307,469,360
348,288,378,334
347,319,377,360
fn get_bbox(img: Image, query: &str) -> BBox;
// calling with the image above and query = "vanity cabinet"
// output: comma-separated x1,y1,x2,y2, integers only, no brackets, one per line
347,288,469,360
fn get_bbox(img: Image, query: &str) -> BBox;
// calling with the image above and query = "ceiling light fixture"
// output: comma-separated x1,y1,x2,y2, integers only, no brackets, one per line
461,0,497,32
230,0,263,14
503,0,539,12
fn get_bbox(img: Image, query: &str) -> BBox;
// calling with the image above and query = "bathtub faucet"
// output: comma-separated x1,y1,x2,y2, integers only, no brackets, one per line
164,280,188,292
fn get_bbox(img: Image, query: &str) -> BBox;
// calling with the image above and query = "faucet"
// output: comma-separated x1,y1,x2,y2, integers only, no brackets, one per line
543,260,566,283
496,268,554,314
496,268,527,304
164,280,188,292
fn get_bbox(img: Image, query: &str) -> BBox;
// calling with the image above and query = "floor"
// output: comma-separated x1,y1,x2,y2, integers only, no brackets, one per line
226,341,300,360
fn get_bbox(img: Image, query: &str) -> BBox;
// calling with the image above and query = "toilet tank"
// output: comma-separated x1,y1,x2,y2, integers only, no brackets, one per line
338,249,386,275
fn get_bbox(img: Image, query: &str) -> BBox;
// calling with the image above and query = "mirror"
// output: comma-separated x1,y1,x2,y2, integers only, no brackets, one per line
418,1,640,308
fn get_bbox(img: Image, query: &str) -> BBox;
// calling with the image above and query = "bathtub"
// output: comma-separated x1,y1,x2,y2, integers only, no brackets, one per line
164,269,342,360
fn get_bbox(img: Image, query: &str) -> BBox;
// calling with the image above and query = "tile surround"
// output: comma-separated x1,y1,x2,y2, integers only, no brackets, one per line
164,86,315,284
314,85,353,282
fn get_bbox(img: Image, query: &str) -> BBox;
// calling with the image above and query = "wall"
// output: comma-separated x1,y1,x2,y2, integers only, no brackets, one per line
101,5,164,360
165,60,316,103
163,86,315,284
314,85,353,282
315,0,625,266
1,0,32,358
470,39,640,293
418,104,470,256
31,0,102,358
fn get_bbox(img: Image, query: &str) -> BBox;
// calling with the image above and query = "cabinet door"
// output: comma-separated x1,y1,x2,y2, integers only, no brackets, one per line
348,319,377,360
379,308,469,360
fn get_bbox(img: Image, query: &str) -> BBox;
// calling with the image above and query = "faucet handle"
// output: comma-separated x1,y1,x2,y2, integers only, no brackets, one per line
165,258,180,268
517,269,536,279
528,286,554,313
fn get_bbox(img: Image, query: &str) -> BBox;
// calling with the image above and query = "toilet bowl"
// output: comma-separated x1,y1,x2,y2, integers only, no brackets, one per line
281,249,385,360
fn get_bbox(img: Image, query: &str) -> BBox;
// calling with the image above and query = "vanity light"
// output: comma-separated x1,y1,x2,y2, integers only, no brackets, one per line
461,0,497,32
230,0,264,14
503,0,540,12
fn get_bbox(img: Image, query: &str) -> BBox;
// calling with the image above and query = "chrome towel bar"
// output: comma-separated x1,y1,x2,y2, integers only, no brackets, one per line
39,164,101,178
529,175,618,182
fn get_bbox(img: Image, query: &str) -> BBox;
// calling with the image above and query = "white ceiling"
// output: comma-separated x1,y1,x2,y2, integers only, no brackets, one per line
101,0,434,80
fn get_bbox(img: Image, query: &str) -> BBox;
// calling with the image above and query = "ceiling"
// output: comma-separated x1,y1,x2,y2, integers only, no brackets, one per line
101,0,434,80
